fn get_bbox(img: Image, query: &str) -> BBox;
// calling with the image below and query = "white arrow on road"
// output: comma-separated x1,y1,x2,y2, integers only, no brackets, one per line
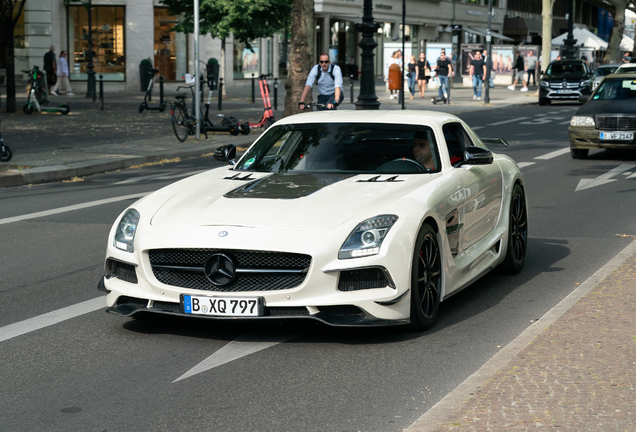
575,164,636,192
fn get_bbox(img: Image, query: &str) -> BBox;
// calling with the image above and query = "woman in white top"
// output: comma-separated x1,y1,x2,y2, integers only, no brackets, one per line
51,51,74,96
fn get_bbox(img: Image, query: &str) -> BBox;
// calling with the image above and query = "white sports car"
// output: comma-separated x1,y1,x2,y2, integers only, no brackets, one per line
99,110,527,330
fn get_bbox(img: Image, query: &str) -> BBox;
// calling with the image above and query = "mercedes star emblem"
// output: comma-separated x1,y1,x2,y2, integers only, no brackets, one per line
219,231,228,237
204,253,236,286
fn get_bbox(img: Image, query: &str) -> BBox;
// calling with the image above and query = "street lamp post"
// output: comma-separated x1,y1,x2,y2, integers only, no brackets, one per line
484,0,493,104
354,0,381,110
562,0,577,59
85,0,96,100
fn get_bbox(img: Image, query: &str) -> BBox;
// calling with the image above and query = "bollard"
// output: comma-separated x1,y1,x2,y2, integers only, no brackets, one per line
99,74,104,110
218,77,223,111
200,74,205,104
274,78,278,111
251,73,255,103
447,80,451,104
350,75,354,104
159,75,164,107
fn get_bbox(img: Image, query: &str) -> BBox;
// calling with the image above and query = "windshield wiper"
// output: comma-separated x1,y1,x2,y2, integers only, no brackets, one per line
357,175,403,182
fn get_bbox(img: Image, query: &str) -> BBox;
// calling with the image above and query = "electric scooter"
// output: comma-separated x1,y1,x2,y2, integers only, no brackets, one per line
431,73,450,105
138,68,167,113
22,66,70,115
0,120,12,162
248,73,276,129
196,72,250,136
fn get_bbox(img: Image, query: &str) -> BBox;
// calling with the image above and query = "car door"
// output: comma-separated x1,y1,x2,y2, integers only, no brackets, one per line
442,123,503,252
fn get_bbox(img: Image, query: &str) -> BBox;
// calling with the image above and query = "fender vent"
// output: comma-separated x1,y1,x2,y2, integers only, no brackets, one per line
338,268,393,291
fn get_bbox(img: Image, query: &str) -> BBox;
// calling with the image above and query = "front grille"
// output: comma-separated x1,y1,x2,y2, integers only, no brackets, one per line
596,116,636,130
338,268,392,291
149,249,311,292
549,81,580,89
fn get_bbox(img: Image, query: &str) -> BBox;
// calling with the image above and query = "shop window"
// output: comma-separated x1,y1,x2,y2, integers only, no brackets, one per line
68,6,125,81
154,8,187,81
234,41,259,79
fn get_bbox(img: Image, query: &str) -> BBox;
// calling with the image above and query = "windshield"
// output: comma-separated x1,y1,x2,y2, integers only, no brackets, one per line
592,78,636,100
234,123,441,174
595,66,618,77
546,61,589,76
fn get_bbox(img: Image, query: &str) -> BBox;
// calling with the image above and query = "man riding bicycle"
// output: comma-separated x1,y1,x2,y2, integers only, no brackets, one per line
299,54,344,110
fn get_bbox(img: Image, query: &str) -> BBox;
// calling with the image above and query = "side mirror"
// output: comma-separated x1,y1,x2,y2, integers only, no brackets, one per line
214,144,237,165
464,146,494,165
578,94,589,104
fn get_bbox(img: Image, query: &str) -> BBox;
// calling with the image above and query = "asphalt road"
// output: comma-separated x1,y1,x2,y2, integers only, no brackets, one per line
2,103,636,432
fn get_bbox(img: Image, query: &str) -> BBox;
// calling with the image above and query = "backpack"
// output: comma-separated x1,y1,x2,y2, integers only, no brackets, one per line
315,64,335,83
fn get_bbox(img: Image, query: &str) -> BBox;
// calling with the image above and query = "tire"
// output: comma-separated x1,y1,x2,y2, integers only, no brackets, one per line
0,146,12,162
60,104,70,115
498,184,528,274
171,105,189,142
138,102,145,113
23,104,34,115
538,98,546,106
570,148,588,159
239,124,251,135
408,223,442,331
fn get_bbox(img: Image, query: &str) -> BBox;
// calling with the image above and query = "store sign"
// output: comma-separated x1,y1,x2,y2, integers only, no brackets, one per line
376,4,393,10
467,10,484,16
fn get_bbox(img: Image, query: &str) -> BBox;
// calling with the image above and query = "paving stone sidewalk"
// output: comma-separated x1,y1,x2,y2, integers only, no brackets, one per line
417,244,636,432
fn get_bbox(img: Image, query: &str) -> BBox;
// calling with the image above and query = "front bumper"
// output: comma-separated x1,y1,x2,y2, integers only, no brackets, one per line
540,86,591,100
568,126,636,149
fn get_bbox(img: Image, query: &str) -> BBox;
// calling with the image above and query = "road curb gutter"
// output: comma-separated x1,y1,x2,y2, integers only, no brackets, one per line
406,239,636,432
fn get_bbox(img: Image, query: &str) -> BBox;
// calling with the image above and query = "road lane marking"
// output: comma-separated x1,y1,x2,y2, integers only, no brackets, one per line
559,120,571,125
534,147,570,160
173,331,303,382
0,297,104,343
519,117,564,125
576,164,636,191
517,162,536,168
113,170,207,185
626,172,636,179
471,126,484,130
0,192,148,225
487,117,530,126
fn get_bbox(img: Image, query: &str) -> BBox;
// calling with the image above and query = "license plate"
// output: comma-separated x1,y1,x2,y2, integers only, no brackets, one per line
600,132,634,141
181,294,264,317
556,89,574,94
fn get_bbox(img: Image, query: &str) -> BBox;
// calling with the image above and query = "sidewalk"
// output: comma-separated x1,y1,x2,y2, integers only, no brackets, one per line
0,79,536,188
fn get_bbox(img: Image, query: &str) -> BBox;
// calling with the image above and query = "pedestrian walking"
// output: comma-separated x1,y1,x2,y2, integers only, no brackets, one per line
435,50,453,101
482,50,495,88
525,50,537,86
51,51,74,96
507,51,528,92
622,52,631,64
298,53,343,110
43,45,57,93
470,51,486,101
407,55,418,99
388,51,401,99
417,52,431,98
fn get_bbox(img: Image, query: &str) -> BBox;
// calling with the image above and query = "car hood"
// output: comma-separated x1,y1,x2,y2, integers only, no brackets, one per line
543,73,589,82
577,99,636,115
150,170,433,230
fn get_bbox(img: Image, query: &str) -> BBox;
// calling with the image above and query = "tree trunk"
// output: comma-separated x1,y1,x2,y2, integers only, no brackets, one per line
2,25,17,113
604,1,628,63
283,0,314,118
541,0,554,74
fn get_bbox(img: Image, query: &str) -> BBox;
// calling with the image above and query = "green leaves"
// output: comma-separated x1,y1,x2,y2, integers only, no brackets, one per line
159,0,292,49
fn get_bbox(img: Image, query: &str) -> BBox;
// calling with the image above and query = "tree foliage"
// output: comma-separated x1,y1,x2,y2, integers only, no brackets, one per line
159,0,292,50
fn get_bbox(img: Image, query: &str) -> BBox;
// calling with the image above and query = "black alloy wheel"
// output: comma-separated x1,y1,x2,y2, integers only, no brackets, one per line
409,223,442,331
498,184,528,274
171,105,189,142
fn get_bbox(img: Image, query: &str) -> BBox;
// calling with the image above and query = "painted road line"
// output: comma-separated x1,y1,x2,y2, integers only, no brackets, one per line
534,147,570,160
173,331,304,382
0,192,148,225
576,164,636,192
487,117,530,126
471,126,484,130
559,120,571,124
114,170,207,185
517,162,536,168
0,297,105,343
626,172,636,179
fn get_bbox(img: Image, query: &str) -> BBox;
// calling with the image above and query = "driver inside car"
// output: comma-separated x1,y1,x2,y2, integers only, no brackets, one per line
413,131,436,170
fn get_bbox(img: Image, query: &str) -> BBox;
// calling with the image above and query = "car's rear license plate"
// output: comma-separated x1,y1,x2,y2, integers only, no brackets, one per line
556,90,574,94
600,132,634,140
181,295,264,316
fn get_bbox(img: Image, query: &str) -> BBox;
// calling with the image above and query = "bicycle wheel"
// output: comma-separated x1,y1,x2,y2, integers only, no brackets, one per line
0,146,12,162
171,105,189,142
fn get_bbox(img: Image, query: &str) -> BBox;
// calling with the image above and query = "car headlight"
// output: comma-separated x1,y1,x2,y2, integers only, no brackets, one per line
339,215,398,259
580,80,592,87
540,81,550,88
570,116,595,127
114,208,140,252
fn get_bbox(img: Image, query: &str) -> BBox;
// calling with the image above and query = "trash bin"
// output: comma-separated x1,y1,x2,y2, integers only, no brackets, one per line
139,60,153,91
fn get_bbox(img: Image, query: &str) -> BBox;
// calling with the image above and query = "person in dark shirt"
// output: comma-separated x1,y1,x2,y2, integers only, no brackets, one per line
507,52,528,92
43,45,57,93
417,52,431,98
435,50,453,101
470,51,486,101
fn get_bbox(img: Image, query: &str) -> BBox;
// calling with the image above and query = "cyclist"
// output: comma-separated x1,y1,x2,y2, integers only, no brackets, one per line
299,53,344,110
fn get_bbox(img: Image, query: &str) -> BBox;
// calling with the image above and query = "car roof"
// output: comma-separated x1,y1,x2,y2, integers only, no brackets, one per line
603,73,636,78
278,110,462,126
597,64,620,68
616,64,636,69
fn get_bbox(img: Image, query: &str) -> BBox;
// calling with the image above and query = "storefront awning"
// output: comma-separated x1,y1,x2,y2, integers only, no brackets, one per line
466,27,514,42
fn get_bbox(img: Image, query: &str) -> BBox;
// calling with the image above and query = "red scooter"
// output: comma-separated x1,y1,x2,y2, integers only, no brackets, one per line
248,74,276,130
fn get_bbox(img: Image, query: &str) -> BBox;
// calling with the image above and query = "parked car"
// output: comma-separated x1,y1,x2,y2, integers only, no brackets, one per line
99,111,527,331
539,59,593,105
614,63,636,74
592,64,619,90
568,73,636,159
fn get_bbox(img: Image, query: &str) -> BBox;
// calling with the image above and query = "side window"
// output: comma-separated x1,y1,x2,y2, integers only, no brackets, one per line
442,123,475,166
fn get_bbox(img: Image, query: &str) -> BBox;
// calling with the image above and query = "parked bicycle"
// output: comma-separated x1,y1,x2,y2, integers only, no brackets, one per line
22,66,70,115
0,120,12,162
